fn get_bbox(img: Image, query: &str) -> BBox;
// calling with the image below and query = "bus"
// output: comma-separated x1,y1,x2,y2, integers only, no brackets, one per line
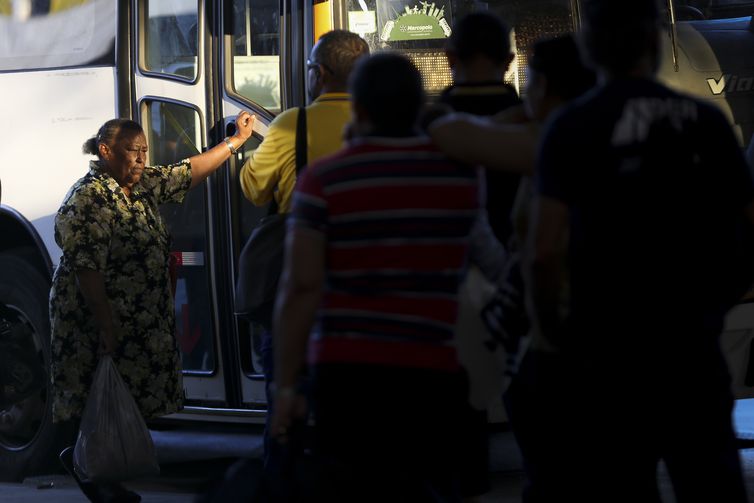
1,0,754,480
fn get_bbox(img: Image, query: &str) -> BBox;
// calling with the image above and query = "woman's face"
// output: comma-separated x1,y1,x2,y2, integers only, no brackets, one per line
101,130,148,189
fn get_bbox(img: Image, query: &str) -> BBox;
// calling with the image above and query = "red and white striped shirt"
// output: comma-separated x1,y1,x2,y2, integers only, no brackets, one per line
291,136,480,371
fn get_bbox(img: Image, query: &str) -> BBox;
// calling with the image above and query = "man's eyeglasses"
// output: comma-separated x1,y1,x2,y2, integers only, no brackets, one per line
306,59,333,74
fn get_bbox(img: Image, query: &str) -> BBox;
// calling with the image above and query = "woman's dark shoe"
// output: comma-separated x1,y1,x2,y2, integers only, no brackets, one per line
59,446,141,503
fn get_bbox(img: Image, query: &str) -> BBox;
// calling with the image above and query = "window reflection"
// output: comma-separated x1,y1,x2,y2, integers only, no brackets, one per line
0,0,115,71
144,0,198,80
143,100,217,374
673,0,754,20
231,0,282,113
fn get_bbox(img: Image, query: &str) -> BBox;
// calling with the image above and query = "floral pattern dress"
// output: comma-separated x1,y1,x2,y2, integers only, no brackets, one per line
50,159,192,423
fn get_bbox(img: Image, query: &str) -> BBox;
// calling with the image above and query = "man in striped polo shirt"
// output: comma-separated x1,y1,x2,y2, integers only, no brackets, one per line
238,30,368,487
271,53,481,501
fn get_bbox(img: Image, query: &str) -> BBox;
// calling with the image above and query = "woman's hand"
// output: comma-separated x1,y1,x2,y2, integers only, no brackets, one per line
233,110,255,142
98,329,118,356
188,110,256,189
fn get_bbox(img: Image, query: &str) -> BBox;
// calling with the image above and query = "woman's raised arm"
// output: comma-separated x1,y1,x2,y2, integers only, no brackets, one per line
188,110,255,188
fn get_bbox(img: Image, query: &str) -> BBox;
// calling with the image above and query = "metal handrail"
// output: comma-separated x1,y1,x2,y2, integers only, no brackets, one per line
668,0,680,72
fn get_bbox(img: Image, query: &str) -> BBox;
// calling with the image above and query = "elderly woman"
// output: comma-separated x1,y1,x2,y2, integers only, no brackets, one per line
50,111,253,502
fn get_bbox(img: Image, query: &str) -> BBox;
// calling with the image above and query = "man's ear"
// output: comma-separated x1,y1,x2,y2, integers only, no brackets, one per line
315,60,332,86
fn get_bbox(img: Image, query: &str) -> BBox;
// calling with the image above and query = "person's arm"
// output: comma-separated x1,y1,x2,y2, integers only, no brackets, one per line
429,113,538,174
492,103,530,125
523,112,573,349
524,195,569,348
75,268,119,354
270,227,326,440
239,110,297,205
55,185,119,353
188,110,254,189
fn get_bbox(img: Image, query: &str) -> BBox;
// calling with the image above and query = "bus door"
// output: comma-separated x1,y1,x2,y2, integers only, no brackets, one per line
219,0,306,413
133,0,231,410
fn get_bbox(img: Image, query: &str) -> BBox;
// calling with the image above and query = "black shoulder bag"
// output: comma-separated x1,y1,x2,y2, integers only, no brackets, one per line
234,107,307,328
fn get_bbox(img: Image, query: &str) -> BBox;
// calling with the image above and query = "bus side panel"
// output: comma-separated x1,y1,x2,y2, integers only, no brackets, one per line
0,66,117,267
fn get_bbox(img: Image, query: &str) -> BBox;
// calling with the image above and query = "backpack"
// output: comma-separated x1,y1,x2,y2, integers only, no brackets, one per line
234,107,307,329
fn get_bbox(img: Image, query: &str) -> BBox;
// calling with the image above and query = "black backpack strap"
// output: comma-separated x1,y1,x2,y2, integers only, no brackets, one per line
295,106,308,173
269,106,307,216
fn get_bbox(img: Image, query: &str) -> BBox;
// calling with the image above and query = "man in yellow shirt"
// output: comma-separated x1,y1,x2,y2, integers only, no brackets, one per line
239,30,367,495
240,30,369,213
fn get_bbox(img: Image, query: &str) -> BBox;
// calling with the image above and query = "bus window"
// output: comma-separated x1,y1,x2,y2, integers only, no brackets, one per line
0,0,115,72
142,100,218,374
337,0,574,96
230,0,282,113
144,0,198,80
701,0,754,19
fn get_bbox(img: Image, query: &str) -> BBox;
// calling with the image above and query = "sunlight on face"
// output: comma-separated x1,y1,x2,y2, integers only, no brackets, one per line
106,131,148,189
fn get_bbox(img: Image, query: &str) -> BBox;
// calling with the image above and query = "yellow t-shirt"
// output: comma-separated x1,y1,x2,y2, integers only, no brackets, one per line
239,92,351,213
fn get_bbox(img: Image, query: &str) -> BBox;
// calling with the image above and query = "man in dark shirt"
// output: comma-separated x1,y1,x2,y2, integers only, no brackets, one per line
440,11,522,247
527,0,754,501
439,12,523,501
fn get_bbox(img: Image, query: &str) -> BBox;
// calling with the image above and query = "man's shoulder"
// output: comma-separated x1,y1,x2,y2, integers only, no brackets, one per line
306,94,352,121
307,137,463,175
267,106,300,130
342,136,448,159
439,82,521,114
441,81,519,97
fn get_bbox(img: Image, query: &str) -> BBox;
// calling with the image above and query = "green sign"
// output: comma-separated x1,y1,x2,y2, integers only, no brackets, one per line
379,1,452,42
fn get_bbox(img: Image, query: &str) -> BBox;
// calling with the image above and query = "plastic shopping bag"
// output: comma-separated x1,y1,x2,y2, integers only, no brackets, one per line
73,355,160,482
454,265,508,411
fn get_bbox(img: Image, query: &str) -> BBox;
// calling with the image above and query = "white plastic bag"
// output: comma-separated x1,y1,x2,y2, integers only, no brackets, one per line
454,266,507,410
73,355,160,482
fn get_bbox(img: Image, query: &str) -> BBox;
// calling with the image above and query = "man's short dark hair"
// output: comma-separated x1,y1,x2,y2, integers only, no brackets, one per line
316,30,370,85
349,53,424,134
529,35,596,101
447,12,511,64
580,0,661,75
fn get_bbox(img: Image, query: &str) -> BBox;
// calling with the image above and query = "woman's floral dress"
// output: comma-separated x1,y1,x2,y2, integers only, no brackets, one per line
50,160,192,423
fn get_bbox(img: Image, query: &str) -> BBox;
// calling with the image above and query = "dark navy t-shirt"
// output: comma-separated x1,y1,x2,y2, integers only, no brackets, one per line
536,78,754,336
439,82,522,246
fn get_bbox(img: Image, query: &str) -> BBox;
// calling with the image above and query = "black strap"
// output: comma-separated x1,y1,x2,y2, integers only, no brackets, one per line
269,106,307,216
295,106,308,173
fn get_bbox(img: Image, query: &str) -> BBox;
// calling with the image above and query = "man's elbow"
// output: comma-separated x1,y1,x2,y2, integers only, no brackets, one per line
278,265,322,296
287,277,323,298
239,167,269,206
